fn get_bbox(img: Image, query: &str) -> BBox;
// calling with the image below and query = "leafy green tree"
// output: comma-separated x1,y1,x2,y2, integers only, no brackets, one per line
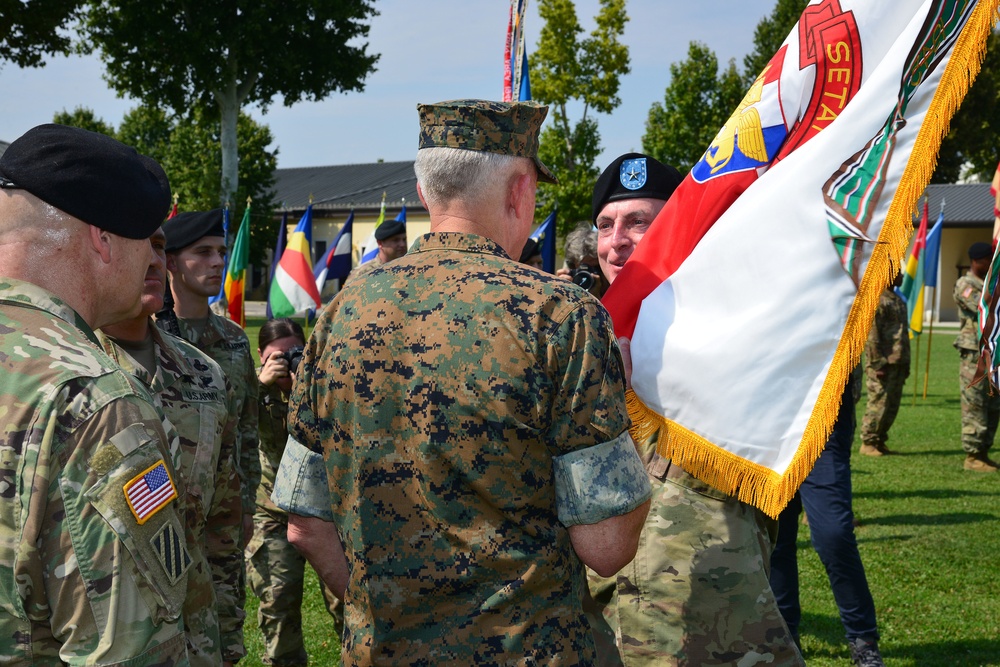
84,0,378,206
0,0,82,68
642,43,743,174
54,104,278,265
742,0,807,85
52,105,116,136
933,29,1000,183
530,0,629,233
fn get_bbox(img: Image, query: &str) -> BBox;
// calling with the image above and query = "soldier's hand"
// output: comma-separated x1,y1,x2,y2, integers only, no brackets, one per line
259,352,290,386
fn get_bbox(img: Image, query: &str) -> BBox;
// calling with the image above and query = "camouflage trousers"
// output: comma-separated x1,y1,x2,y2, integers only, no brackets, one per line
247,506,343,665
586,458,803,667
959,348,1000,455
860,362,909,446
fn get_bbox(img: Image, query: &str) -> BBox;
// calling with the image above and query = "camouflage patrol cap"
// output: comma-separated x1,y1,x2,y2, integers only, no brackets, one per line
417,99,557,184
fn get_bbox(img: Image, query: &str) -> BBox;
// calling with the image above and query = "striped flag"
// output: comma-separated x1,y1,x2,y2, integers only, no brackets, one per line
269,205,322,318
266,212,289,319
124,460,177,524
900,201,929,336
603,0,998,517
314,211,355,295
924,208,944,288
991,159,1000,240
223,204,251,327
503,0,530,101
359,193,387,265
530,209,557,274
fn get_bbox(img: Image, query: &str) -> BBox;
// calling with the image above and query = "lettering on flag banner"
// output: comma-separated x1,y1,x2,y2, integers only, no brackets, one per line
124,460,177,524
603,0,1000,518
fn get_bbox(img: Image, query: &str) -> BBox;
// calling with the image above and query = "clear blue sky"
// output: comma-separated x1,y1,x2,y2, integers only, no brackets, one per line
0,1,775,171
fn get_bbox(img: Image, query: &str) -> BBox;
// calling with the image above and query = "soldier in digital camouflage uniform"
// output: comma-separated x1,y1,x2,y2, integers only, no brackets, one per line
953,241,999,472
100,224,245,665
860,279,910,456
247,318,342,666
587,152,803,667
273,99,652,667
344,218,408,285
0,124,190,664
157,209,261,530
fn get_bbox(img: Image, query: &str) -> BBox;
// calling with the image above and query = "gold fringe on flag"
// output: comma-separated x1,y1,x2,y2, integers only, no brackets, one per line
641,0,1000,519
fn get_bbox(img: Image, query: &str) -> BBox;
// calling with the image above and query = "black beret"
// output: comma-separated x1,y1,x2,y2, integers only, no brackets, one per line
969,242,993,260
592,153,683,222
162,209,226,252
374,219,406,241
0,124,170,239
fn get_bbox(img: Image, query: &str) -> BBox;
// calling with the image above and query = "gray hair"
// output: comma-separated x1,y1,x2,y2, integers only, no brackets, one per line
414,147,526,208
563,222,598,270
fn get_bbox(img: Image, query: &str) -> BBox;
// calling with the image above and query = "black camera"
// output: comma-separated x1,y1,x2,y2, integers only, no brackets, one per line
572,264,597,290
277,346,305,374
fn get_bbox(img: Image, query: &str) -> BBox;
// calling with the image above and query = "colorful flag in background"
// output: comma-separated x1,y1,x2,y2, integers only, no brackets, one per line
269,205,321,318
503,0,531,101
359,193,387,265
530,209,557,274
924,208,944,289
223,204,250,327
266,212,289,319
991,159,1000,241
602,0,998,517
901,201,929,336
314,211,355,295
208,207,230,307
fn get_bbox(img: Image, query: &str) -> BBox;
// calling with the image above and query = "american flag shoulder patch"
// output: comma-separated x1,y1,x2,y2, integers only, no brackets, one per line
123,460,178,525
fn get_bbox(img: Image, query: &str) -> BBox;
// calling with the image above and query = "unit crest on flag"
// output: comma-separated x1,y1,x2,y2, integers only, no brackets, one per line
620,158,647,190
124,460,178,524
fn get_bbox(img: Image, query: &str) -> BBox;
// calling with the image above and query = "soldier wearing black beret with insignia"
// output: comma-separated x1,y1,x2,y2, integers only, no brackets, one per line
273,100,651,666
0,123,190,663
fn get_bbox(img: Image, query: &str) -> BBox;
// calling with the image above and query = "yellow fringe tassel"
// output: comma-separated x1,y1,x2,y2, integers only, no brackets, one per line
636,0,1000,519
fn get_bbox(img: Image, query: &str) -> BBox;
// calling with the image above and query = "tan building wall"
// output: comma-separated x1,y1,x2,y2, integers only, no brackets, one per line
928,227,992,323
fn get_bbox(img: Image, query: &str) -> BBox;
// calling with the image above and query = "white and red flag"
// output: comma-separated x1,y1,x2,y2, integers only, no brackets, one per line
603,0,999,517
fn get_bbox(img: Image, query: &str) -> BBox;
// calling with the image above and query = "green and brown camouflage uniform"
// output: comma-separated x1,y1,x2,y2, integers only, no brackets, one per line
954,271,1000,455
586,431,803,667
287,232,650,666
247,381,342,666
343,254,384,286
100,323,245,665
861,287,911,448
0,279,190,665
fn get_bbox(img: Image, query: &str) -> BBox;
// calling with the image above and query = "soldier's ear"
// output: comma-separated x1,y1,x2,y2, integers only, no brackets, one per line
88,225,114,264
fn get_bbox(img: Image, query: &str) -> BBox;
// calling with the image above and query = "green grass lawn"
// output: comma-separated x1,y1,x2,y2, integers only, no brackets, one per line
237,322,1000,666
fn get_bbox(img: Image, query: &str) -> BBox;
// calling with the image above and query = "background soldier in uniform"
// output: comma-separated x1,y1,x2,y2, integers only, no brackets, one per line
860,276,910,456
276,99,651,666
100,225,245,665
344,218,407,285
158,210,261,522
586,152,803,667
0,123,190,664
953,241,999,472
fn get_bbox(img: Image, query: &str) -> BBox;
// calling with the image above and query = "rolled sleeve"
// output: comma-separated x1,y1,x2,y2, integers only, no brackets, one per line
270,435,335,521
553,431,651,526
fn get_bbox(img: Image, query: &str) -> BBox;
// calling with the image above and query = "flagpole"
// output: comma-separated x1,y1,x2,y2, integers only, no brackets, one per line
912,333,921,406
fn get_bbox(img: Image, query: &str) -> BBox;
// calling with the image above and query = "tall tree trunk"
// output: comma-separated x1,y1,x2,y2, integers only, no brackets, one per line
217,84,240,207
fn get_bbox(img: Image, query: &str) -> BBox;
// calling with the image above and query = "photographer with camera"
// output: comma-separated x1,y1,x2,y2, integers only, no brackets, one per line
557,222,608,297
248,318,342,666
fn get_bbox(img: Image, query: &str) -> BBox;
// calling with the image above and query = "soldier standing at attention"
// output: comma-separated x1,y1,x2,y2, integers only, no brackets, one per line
586,152,803,667
859,274,910,456
275,99,651,666
157,210,261,525
344,217,408,285
0,124,190,663
953,241,999,472
100,225,245,665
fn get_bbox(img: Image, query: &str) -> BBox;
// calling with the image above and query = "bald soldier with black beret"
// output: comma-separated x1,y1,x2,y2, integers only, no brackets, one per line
0,124,190,664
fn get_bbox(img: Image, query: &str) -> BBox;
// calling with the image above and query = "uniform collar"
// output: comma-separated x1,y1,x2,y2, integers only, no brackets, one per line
408,232,512,260
0,277,100,345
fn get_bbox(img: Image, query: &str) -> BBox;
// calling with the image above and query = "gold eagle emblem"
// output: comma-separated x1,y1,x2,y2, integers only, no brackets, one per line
703,65,771,174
